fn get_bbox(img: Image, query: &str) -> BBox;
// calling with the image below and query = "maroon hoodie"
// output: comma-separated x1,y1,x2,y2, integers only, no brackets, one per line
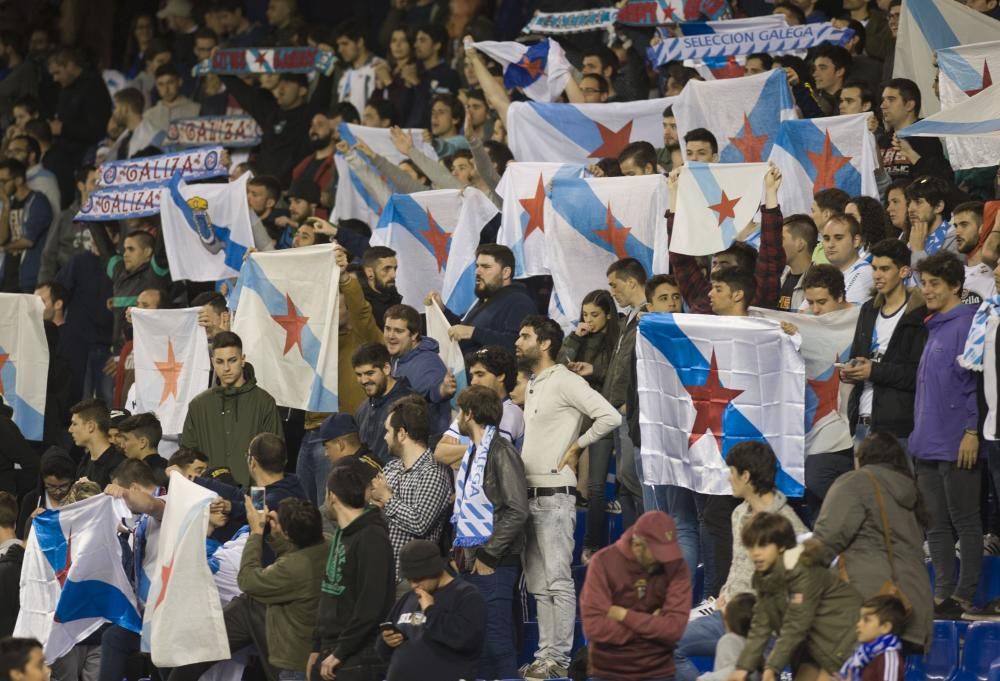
580,525,692,681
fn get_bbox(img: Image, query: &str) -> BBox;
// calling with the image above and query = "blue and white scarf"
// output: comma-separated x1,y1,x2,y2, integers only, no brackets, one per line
924,220,951,255
960,295,1000,371
451,425,496,548
839,633,901,681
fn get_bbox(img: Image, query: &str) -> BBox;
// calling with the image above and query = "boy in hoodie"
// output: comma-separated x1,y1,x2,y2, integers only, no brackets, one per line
181,332,283,486
383,304,455,442
309,457,394,681
580,511,692,681
674,442,808,681
909,252,981,619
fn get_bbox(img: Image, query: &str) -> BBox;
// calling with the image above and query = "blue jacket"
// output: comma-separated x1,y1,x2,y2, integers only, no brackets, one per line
356,376,416,464
443,282,538,354
910,304,978,461
393,337,450,439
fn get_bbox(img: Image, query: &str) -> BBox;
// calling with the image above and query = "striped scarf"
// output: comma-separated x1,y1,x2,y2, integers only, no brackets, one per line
840,634,901,681
924,220,951,255
960,295,1000,371
451,425,496,548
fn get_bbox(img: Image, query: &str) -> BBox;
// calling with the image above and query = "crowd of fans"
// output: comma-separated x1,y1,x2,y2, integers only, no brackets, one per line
1,0,1000,680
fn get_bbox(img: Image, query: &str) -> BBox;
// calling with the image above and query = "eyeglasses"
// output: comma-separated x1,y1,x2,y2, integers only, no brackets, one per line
44,481,73,493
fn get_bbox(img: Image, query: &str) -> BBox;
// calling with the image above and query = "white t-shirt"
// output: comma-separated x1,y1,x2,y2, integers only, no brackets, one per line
843,258,874,305
859,301,907,417
445,398,525,451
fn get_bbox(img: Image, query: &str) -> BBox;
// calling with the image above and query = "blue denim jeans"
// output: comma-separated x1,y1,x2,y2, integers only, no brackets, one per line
296,429,330,506
464,566,519,679
614,423,643,531
664,485,701,590
278,672,306,681
83,346,113,405
674,611,726,681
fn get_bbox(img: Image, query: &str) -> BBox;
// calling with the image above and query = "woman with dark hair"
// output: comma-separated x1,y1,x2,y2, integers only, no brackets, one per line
371,27,416,124
121,13,157,80
810,432,932,651
846,196,893,254
884,180,911,241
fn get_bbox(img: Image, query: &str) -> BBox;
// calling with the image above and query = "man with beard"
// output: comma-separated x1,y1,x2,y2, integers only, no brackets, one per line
361,246,402,328
352,342,416,464
247,175,290,248
291,113,335,206
427,244,537,355
952,201,996,303
273,178,319,245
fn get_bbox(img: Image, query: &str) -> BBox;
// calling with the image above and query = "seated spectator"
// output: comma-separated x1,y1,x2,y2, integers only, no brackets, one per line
840,595,907,681
697,594,756,681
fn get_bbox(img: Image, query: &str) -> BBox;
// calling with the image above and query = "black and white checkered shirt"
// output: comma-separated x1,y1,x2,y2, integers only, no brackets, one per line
382,449,453,576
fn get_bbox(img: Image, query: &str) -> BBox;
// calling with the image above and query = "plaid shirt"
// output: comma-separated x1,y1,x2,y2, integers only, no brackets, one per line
666,205,786,313
382,449,453,577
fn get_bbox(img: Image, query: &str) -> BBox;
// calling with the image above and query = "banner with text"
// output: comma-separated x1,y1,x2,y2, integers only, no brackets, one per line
97,146,226,187
166,116,263,148
648,22,852,63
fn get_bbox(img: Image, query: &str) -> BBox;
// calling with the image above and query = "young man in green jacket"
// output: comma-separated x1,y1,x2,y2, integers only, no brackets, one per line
241,497,330,677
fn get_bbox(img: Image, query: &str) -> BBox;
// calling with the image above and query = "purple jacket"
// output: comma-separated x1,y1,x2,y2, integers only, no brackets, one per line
910,304,978,461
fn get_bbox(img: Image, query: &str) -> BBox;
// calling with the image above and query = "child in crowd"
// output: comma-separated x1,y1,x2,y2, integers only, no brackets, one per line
840,595,907,681
699,593,756,681
729,513,861,681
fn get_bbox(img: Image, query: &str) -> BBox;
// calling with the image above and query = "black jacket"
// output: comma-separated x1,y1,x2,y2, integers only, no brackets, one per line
0,542,24,637
359,276,402,329
456,434,529,570
77,445,126,489
52,70,112,162
442,282,538,355
847,290,928,438
313,507,394,663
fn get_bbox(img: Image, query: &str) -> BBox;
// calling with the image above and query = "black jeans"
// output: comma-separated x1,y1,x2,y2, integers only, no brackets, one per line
804,447,856,524
694,494,741,598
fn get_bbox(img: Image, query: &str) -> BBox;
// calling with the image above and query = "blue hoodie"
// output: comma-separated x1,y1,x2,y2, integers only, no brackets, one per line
393,336,450,440
910,303,978,461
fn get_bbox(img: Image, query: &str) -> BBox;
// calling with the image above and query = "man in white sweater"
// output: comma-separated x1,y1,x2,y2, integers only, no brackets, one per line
514,315,621,680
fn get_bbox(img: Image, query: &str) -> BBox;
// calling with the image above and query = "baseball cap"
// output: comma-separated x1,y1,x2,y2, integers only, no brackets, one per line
632,511,682,564
319,413,359,442
157,0,193,19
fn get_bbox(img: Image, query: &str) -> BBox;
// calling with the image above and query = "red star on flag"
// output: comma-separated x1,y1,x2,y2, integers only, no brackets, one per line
964,62,993,97
595,203,632,259
516,55,544,79
708,191,741,226
590,121,634,158
519,174,547,238
54,533,73,588
806,130,852,191
271,293,310,355
254,50,269,67
727,113,768,162
154,557,175,609
154,339,184,405
0,352,7,394
807,359,841,428
684,351,744,450
421,209,451,272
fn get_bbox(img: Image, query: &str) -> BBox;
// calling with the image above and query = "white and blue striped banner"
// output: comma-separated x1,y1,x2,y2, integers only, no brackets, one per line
75,182,166,221
166,116,263,148
97,146,226,187
648,21,852,63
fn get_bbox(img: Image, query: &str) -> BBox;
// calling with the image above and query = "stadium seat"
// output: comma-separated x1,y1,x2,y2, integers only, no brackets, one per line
925,620,960,681
975,557,1000,608
987,658,1000,681
954,621,1000,681
905,654,925,681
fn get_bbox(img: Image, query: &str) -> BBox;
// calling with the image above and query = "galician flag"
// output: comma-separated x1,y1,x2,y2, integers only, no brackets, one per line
496,162,588,278
753,307,859,455
14,495,142,663
441,187,500,317
370,189,464,307
670,162,769,256
425,302,467,399
935,40,1000,169
471,39,571,102
896,83,1000,141
507,97,676,163
0,293,48,440
636,313,805,496
231,244,340,412
545,175,669,322
158,173,253,282
131,307,212,435
768,113,878,215
143,472,230,667
673,69,796,163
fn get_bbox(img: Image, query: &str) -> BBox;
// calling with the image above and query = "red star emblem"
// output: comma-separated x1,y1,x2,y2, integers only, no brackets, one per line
807,359,841,428
154,558,175,609
964,62,993,97
727,113,769,162
708,191,741,226
806,130,852,192
54,533,73,588
0,352,7,394
154,339,184,405
254,51,269,67
519,174,547,238
421,209,451,272
271,293,310,355
684,351,744,450
590,120,634,158
516,55,544,79
595,203,632,259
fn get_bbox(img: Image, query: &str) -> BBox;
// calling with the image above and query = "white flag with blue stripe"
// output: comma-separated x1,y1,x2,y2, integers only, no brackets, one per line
14,495,142,663
471,39,571,102
768,113,878,216
545,175,670,323
496,162,588,278
143,472,230,667
674,69,796,163
670,162,768,257
894,0,1000,115
332,123,438,228
934,40,1000,169
897,83,1000,141
0,293,48,440
507,97,675,163
370,189,463,308
159,173,252,282
636,313,805,496
231,244,340,412
441,187,499,316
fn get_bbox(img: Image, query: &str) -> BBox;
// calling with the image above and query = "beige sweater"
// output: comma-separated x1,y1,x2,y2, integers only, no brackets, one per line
522,363,621,488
